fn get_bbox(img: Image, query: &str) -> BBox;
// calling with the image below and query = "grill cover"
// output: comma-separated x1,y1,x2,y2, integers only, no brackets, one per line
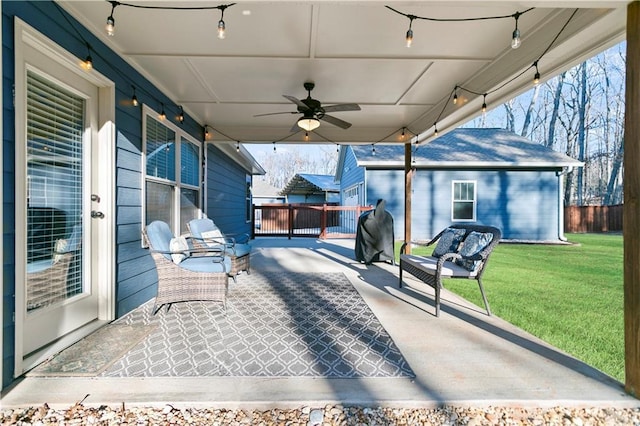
355,199,395,264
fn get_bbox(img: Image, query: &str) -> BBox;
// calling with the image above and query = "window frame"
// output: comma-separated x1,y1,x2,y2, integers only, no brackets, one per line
451,180,477,222
142,105,202,235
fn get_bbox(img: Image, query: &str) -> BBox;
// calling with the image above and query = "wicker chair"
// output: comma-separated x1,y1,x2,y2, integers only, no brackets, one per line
399,224,502,317
26,226,81,311
143,220,230,314
187,218,251,281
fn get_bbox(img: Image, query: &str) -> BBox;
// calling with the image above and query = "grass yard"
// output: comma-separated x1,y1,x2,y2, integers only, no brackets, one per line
401,233,625,382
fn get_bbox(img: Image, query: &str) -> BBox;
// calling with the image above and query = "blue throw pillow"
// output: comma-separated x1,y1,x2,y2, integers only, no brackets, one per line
432,227,466,258
456,231,493,272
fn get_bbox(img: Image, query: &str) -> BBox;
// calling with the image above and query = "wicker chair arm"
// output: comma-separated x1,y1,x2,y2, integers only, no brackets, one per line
400,238,440,254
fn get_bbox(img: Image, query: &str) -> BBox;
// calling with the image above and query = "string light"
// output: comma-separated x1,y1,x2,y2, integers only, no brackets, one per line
100,2,235,41
386,6,534,50
336,144,340,153
236,141,240,152
159,103,166,120
204,125,210,140
304,131,309,141
178,105,185,123
217,5,229,39
400,127,406,141
106,1,117,36
511,12,521,49
406,15,415,48
273,141,276,152
430,10,578,139
372,144,376,156
131,85,139,106
434,123,438,137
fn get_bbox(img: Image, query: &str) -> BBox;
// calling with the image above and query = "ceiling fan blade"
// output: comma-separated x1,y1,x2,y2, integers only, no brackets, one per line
283,95,309,110
322,103,361,113
253,111,297,117
320,114,352,129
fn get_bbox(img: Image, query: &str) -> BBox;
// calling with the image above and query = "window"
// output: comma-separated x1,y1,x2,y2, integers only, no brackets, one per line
452,181,476,221
143,106,201,234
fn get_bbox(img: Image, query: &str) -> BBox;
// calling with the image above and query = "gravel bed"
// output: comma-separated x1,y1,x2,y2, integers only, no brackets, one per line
2,403,640,425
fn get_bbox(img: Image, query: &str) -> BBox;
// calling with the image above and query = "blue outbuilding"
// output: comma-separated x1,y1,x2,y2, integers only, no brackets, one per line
336,128,583,242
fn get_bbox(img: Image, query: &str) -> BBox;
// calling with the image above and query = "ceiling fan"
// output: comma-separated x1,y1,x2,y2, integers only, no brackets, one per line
255,82,361,132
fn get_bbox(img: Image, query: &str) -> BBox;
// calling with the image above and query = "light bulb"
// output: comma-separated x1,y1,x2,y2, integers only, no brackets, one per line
304,131,309,141
217,20,226,39
132,94,138,107
453,93,458,105
533,71,540,86
84,55,93,70
511,29,521,49
405,28,413,48
106,16,115,36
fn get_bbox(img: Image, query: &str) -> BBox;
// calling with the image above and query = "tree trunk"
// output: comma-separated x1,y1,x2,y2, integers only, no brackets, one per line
521,84,540,137
576,62,588,205
547,71,567,148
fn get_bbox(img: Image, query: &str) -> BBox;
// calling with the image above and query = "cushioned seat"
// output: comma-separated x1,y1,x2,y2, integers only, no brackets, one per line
188,218,251,280
143,220,229,314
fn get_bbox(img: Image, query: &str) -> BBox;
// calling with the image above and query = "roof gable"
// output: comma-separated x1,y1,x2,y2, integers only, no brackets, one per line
281,173,340,195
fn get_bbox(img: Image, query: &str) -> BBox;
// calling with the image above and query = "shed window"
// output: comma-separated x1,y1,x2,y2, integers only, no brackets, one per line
143,106,201,235
452,181,476,221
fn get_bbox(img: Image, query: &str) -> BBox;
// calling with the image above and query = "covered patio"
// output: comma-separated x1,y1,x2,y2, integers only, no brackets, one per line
2,238,636,408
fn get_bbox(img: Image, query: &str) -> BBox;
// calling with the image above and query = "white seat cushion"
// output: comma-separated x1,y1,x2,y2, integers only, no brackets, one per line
400,254,477,278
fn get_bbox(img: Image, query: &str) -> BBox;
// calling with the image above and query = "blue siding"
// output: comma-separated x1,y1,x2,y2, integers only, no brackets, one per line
1,1,252,388
338,147,364,203
205,144,252,237
364,168,562,241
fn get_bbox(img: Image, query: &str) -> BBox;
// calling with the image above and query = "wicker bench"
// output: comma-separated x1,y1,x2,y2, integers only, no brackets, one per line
399,224,501,317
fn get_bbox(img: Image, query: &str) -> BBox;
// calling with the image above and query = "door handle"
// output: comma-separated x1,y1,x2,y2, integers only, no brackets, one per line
91,210,105,219
91,194,101,203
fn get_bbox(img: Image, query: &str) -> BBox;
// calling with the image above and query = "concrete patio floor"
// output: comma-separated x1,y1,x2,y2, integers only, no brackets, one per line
1,238,638,409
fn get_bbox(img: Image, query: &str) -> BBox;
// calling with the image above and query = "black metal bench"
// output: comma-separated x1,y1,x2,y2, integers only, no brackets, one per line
399,224,502,317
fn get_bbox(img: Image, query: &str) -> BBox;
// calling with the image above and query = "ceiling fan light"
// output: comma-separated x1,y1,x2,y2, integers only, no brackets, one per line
297,117,320,131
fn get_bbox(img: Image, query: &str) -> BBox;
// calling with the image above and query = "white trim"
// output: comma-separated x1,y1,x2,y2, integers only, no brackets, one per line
451,180,477,222
13,18,116,376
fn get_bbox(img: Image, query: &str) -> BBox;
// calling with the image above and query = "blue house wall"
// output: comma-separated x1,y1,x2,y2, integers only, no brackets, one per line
338,147,365,205
361,168,563,242
205,143,253,237
1,1,253,388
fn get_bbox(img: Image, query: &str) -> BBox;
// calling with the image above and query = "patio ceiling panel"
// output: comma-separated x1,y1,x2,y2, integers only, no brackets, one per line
60,1,629,145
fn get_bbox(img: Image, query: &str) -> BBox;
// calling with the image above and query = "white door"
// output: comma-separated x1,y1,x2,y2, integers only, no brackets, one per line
15,22,114,371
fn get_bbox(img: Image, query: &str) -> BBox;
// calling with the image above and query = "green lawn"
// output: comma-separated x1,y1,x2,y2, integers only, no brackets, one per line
400,233,625,382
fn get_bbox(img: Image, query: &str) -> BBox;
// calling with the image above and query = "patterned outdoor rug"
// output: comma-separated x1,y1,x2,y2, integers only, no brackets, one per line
104,271,415,378
28,324,157,377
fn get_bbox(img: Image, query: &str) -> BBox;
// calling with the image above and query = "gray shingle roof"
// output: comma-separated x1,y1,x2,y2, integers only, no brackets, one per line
352,128,583,168
281,173,339,195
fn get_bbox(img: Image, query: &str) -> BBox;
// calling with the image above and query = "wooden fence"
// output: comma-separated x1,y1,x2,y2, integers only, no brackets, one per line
564,204,623,233
253,204,373,239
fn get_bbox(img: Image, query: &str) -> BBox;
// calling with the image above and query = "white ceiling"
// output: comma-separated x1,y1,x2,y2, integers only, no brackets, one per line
60,1,628,146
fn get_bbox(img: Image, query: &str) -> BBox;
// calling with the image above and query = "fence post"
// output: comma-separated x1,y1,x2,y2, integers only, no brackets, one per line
251,205,256,239
288,204,293,240
320,204,327,239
